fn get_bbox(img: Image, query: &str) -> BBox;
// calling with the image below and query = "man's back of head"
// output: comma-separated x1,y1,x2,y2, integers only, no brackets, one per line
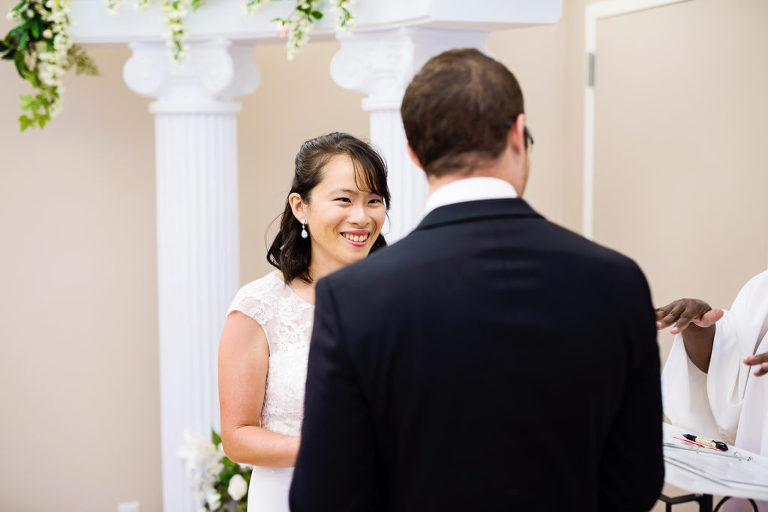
401,48,525,180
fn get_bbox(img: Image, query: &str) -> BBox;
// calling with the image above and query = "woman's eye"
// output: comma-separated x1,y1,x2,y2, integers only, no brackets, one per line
335,197,351,203
369,198,383,204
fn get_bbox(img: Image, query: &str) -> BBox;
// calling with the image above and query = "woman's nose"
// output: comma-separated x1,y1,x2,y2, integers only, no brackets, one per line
348,203,368,224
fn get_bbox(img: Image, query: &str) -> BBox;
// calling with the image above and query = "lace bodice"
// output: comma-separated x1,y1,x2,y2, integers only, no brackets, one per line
227,271,314,436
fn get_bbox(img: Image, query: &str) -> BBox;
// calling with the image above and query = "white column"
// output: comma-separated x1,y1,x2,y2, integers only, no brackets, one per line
330,27,491,241
123,39,259,511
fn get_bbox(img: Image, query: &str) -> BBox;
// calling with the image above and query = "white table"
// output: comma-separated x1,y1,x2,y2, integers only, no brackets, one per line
661,423,768,511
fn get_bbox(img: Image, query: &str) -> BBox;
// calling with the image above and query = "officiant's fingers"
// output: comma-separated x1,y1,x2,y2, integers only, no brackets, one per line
655,299,713,333
668,303,691,333
696,308,724,328
744,352,768,376
655,302,680,329
655,305,672,322
670,304,707,334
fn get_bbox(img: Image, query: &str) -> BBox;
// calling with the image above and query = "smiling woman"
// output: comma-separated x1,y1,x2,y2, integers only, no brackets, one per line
289,153,387,275
217,132,391,512
267,131,391,285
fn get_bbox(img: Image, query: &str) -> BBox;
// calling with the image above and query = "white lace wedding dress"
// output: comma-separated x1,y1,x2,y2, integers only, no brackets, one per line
227,271,314,511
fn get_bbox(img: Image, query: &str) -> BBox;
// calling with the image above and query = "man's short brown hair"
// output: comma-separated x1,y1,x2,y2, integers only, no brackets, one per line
401,48,524,178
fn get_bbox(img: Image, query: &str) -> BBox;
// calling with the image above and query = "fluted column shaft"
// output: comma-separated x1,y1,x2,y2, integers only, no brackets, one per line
124,39,259,511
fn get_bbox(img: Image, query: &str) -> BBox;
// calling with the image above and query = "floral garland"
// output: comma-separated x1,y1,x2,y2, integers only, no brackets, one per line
245,0,354,60
179,429,252,511
2,0,356,131
2,0,98,130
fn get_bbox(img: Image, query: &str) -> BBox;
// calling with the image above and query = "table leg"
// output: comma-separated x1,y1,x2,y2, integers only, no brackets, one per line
699,494,713,512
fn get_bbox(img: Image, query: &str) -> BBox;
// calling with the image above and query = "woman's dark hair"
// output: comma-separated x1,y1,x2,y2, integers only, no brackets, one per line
267,132,391,284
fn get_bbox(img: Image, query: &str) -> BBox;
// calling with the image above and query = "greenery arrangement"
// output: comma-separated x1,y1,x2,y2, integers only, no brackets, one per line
2,0,98,130
179,429,252,511
2,0,356,131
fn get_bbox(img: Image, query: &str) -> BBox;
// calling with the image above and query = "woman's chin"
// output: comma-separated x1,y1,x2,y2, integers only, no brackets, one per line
340,246,373,264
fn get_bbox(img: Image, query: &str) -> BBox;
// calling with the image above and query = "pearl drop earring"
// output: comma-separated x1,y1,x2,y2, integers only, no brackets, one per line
300,219,308,239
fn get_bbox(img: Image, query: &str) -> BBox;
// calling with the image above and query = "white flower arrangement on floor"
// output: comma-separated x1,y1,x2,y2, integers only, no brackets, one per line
1,0,356,130
179,429,252,512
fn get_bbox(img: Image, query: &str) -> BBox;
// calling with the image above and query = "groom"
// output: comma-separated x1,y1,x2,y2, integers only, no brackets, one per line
290,49,664,511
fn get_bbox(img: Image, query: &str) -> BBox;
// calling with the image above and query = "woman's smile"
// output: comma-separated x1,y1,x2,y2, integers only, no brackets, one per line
340,230,371,246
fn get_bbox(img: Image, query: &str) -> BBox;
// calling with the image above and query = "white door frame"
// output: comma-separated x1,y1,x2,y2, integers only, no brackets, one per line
582,0,694,239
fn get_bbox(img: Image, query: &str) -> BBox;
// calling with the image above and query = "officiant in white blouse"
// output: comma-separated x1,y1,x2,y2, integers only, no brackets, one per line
659,269,768,464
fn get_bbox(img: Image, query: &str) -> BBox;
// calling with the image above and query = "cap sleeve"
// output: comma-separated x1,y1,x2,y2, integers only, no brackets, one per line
226,273,279,327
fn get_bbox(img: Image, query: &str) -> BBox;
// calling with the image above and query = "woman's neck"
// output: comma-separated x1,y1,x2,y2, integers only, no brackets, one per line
308,254,343,284
285,252,343,306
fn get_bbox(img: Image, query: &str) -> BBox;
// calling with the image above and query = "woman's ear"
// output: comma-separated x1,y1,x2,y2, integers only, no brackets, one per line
288,193,305,222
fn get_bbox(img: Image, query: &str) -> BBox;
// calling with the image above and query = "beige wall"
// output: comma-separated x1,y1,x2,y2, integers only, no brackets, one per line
592,0,768,365
0,44,161,509
1,1,766,509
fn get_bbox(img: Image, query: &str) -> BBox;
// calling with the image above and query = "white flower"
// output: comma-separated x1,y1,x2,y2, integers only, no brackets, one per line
42,29,53,39
179,430,218,473
227,474,248,501
206,490,221,510
50,99,63,117
26,8,35,17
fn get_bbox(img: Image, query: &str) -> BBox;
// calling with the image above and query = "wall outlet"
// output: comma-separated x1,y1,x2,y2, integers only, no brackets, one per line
117,502,140,512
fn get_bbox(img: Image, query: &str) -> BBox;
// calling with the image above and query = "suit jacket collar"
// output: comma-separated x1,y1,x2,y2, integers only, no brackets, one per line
416,198,542,231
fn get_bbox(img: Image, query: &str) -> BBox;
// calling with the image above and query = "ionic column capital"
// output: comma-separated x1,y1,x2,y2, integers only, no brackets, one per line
330,27,492,111
123,39,260,113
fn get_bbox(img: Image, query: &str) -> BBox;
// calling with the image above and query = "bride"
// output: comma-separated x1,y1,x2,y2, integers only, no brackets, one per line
217,132,391,511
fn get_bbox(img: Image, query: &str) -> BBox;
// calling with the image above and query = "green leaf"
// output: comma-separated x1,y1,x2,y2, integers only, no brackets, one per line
24,70,41,88
311,10,322,19
19,114,34,131
12,0,26,12
2,49,16,61
30,21,40,40
8,26,24,43
211,429,222,446
19,94,36,111
18,32,29,51
13,51,28,78
67,45,100,76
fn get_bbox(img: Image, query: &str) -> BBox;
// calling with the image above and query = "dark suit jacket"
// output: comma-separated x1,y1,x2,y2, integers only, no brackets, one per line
290,198,664,511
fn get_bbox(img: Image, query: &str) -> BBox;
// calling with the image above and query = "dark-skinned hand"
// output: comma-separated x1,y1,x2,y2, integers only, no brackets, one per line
744,353,768,377
656,298,768,377
655,298,723,335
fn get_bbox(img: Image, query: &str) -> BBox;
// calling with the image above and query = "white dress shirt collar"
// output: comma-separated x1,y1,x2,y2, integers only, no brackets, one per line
424,177,518,215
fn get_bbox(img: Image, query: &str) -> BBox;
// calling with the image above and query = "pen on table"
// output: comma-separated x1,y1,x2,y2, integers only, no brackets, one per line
663,442,752,461
682,433,728,451
673,436,717,450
